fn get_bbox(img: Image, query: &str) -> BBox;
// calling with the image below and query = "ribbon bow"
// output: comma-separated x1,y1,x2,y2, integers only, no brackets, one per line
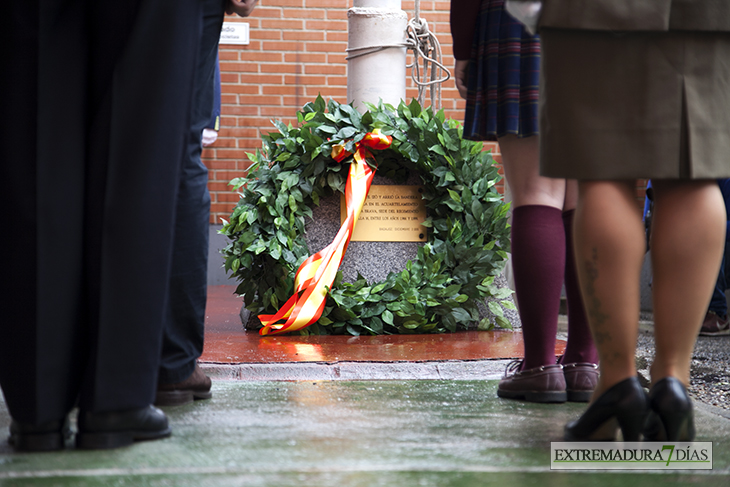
258,129,393,335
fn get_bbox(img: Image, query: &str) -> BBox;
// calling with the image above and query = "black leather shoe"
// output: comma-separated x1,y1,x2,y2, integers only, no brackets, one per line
644,377,695,441
8,417,72,452
76,405,171,450
564,376,649,441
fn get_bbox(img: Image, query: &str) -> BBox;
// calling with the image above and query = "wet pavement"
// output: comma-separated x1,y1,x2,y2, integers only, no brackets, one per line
1,285,729,486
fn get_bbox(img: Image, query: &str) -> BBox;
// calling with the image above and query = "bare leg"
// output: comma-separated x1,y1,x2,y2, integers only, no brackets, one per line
573,180,646,396
499,135,565,209
650,180,725,386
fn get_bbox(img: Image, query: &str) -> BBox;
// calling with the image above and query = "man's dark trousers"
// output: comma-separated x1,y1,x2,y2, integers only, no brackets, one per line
0,0,200,423
159,0,228,385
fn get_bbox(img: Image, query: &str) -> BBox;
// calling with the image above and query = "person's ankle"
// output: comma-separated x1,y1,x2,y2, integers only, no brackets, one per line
649,366,689,388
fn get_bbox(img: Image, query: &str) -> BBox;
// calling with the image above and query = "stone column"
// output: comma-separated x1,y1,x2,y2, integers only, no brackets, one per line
347,0,408,111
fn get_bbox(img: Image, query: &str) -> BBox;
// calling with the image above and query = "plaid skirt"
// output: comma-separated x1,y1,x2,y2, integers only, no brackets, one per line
463,0,540,141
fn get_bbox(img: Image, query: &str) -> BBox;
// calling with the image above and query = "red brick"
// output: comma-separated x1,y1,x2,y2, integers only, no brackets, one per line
310,86,347,99
205,137,238,148
284,52,327,64
214,150,252,162
223,63,260,75
254,30,284,40
211,202,238,215
238,74,285,84
305,20,347,31
207,181,236,193
264,0,305,7
424,12,450,23
305,42,347,53
279,8,327,19
284,74,327,85
283,31,326,42
215,171,254,185
304,0,346,8
263,63,300,74
326,53,347,64
220,115,239,125
239,51,285,62
262,40,306,52
263,85,305,96
260,106,299,118
238,40,262,50
324,32,347,43
304,64,345,75
222,105,260,116
220,73,241,83
230,116,274,127
219,127,258,139
217,193,245,203
218,50,240,61
206,159,240,172
325,9,348,20
249,7,286,19
261,19,305,30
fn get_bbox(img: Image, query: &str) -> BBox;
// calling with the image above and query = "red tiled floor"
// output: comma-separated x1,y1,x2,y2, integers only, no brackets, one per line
200,285,565,364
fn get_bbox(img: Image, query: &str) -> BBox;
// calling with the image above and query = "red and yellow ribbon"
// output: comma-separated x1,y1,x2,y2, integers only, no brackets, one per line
258,129,392,335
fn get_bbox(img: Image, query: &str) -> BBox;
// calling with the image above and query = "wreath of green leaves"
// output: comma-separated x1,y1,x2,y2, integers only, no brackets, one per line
221,96,513,335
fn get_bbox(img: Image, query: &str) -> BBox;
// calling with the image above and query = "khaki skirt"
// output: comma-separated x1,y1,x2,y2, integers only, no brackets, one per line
539,28,730,180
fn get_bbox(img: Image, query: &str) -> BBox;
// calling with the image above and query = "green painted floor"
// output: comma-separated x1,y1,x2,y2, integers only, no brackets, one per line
1,380,729,486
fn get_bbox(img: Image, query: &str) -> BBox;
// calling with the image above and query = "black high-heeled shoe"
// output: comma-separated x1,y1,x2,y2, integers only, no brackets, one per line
643,377,695,441
564,376,649,441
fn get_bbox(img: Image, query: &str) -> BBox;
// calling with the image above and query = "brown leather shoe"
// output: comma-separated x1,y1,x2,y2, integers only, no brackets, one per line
563,362,599,402
156,364,212,406
497,360,567,403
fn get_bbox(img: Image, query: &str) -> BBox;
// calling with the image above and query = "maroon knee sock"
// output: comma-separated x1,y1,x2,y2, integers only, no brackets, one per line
511,205,564,369
561,209,599,364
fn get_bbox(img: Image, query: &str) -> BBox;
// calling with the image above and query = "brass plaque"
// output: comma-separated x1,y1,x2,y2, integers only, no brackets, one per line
341,185,427,242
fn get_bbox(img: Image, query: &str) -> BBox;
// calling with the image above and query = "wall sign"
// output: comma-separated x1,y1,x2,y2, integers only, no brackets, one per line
220,22,250,45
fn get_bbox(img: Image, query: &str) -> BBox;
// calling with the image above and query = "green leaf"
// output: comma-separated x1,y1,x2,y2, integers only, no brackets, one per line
336,126,358,139
500,300,516,310
477,318,494,331
382,309,394,325
367,317,384,334
440,284,461,297
488,301,505,317
447,189,461,203
495,315,513,330
451,307,472,323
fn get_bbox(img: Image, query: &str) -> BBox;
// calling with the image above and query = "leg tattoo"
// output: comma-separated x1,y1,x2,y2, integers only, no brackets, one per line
584,248,611,346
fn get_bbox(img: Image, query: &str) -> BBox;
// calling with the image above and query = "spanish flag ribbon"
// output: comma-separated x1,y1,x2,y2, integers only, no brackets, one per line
258,129,392,335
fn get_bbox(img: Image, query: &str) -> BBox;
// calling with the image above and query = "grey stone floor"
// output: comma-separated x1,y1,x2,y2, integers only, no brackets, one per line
1,380,729,486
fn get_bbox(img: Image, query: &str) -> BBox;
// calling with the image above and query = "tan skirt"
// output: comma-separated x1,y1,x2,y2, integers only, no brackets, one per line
539,28,730,180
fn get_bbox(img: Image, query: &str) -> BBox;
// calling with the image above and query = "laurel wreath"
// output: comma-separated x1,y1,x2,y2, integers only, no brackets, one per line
220,97,513,335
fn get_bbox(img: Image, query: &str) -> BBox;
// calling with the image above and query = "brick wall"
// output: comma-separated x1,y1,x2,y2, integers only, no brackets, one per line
204,1,645,224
